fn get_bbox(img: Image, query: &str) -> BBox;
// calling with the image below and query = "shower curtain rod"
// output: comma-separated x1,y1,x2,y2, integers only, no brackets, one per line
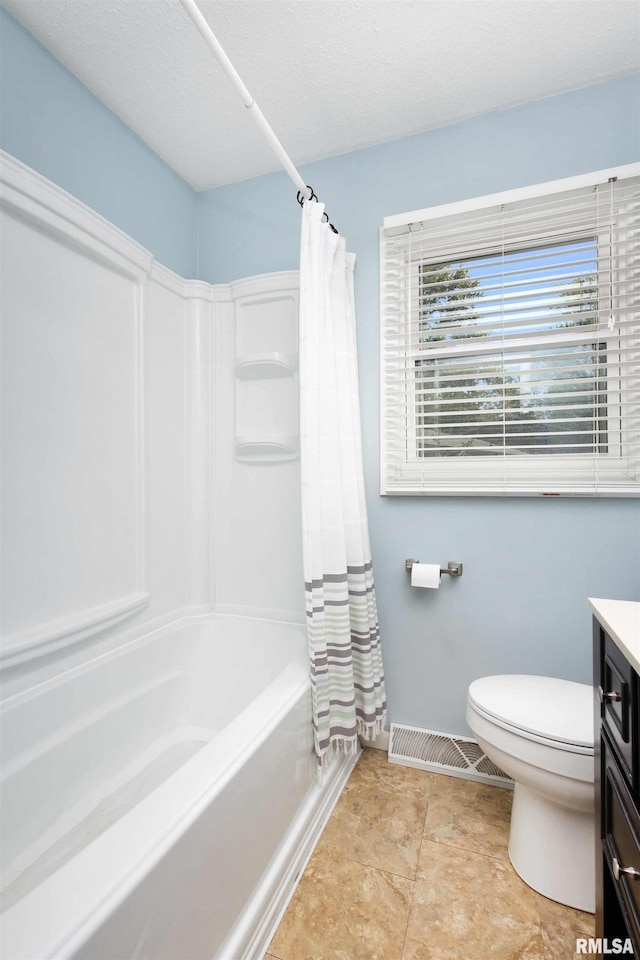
178,0,337,231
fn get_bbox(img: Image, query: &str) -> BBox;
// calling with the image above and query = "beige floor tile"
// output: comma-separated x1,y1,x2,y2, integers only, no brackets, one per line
423,775,513,860
402,929,545,960
531,890,595,932
316,753,431,878
427,773,513,820
540,919,597,960
267,761,595,960
535,894,595,960
267,851,413,960
405,839,544,960
346,748,435,798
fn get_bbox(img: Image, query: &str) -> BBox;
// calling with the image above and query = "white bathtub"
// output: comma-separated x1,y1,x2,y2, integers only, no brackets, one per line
0,615,355,960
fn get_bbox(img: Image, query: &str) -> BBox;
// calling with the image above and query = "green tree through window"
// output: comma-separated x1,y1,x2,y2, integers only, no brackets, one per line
414,243,605,457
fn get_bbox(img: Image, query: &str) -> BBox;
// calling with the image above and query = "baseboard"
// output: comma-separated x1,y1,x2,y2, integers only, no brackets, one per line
359,729,390,752
216,748,359,960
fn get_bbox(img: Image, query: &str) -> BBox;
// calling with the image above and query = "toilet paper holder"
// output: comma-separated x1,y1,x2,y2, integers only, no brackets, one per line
405,559,463,578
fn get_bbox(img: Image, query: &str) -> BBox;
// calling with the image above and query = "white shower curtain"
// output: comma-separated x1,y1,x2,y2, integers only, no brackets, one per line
299,199,387,766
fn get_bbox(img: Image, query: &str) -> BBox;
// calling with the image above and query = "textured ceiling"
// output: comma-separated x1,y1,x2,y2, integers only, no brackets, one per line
3,0,639,190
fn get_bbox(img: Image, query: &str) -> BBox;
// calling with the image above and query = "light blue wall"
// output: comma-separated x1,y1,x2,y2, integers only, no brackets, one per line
0,7,198,278
199,75,640,736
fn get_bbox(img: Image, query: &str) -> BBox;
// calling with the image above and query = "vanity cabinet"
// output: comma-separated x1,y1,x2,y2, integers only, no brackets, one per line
593,599,640,956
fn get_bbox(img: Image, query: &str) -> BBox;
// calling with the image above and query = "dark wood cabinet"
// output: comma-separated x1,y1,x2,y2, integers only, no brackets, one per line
595,615,640,957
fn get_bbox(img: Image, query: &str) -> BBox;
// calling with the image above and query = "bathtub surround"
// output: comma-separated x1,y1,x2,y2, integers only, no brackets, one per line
300,201,387,763
0,151,358,959
0,151,207,689
0,149,307,690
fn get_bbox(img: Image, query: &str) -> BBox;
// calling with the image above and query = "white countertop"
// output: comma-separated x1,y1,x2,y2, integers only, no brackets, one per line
589,598,640,674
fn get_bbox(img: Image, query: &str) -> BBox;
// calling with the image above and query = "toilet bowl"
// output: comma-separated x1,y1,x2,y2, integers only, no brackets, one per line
466,675,595,913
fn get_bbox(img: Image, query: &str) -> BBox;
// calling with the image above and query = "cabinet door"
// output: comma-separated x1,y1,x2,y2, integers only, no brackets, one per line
603,732,640,953
599,624,636,787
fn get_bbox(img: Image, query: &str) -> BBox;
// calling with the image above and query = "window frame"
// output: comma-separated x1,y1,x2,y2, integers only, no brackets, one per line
380,164,640,497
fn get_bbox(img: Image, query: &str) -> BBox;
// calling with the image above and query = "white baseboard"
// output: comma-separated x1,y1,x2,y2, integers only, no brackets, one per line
216,748,358,960
359,729,390,752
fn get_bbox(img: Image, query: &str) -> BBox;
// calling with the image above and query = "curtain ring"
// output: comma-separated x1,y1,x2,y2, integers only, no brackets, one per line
297,185,317,206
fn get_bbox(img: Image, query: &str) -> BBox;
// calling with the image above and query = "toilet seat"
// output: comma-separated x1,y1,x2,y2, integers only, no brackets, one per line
468,675,594,754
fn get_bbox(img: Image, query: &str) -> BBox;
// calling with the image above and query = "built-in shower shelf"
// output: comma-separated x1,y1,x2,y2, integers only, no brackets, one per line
234,436,299,463
235,353,297,380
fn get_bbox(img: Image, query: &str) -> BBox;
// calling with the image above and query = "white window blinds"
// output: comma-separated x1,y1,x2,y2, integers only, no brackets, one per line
380,166,640,496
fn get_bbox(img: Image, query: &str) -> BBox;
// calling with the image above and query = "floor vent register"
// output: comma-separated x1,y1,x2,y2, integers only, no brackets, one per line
388,722,512,787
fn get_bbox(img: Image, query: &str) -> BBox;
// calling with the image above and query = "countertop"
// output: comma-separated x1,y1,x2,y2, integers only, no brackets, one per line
589,598,640,674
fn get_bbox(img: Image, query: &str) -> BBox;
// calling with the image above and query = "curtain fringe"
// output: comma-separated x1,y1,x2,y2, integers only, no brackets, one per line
317,736,359,769
316,712,388,773
356,713,388,742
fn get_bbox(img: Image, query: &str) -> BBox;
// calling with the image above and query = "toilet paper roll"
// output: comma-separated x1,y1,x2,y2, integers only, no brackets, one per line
410,562,441,589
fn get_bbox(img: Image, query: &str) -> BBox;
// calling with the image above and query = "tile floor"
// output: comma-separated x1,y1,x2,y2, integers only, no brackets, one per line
266,748,595,960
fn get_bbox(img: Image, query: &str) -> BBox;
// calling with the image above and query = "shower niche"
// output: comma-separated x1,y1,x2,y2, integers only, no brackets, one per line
234,280,299,462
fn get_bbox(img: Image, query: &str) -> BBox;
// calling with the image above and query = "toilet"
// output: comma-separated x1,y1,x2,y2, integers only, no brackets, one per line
466,675,595,913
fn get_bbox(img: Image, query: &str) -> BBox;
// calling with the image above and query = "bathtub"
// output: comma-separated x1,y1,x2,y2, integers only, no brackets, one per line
0,614,355,959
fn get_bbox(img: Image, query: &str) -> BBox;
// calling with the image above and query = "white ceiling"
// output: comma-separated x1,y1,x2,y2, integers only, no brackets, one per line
3,0,639,191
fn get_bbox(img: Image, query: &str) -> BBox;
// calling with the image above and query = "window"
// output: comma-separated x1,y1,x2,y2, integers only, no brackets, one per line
380,165,640,495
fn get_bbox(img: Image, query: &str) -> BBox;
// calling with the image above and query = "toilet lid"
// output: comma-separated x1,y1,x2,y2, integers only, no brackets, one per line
468,675,594,749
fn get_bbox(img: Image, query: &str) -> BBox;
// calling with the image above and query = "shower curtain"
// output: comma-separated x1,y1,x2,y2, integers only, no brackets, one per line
299,199,387,766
